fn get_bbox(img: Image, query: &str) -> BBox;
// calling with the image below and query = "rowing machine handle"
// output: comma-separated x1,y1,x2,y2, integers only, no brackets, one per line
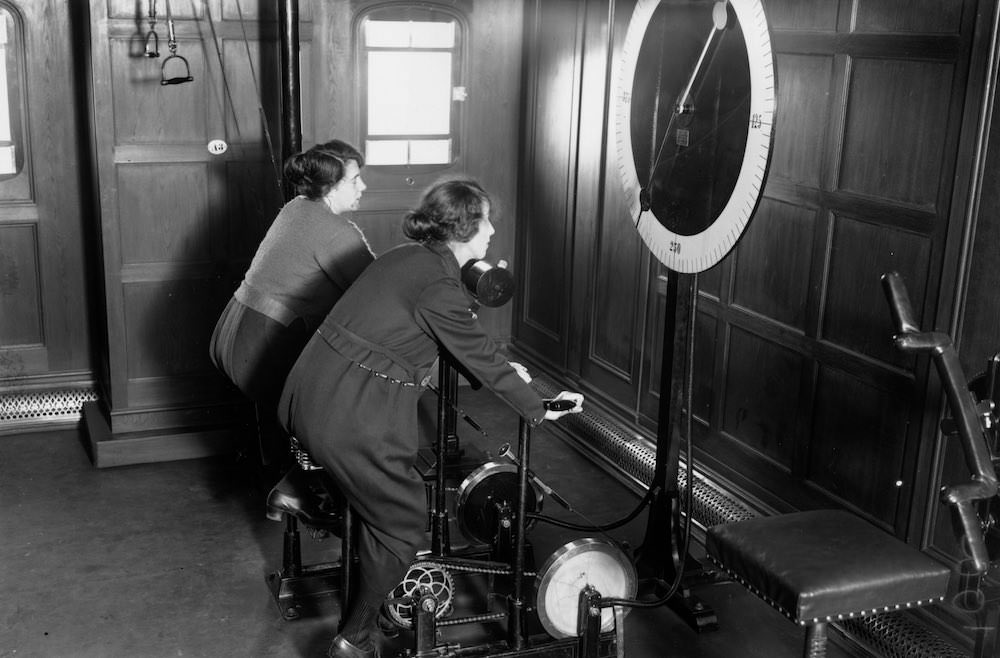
881,271,998,574
947,493,993,573
881,271,921,336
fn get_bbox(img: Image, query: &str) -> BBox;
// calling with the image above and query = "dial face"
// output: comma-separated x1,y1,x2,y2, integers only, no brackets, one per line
535,539,637,639
613,0,776,273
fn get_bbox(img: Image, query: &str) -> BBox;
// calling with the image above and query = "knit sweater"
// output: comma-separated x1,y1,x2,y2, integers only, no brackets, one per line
240,196,374,327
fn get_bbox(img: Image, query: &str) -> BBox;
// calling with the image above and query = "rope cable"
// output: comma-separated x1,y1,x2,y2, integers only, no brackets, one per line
233,0,283,196
200,0,277,229
202,2,243,139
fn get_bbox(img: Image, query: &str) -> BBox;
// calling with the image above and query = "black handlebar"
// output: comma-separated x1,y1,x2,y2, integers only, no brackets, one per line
882,271,921,336
543,399,577,412
881,272,998,574
161,76,194,86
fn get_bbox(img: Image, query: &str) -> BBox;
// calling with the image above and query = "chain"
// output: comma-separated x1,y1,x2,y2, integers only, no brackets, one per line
414,555,536,578
437,611,506,628
164,0,176,54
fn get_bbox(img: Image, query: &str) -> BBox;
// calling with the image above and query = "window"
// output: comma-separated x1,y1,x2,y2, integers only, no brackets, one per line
0,5,23,179
359,6,464,167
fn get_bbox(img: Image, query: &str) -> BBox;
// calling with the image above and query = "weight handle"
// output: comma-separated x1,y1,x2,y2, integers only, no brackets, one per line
881,271,954,353
881,271,921,336
544,399,576,412
947,497,992,575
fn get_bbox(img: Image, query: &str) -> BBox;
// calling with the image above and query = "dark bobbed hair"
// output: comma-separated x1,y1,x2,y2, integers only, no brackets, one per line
283,139,365,200
402,178,491,245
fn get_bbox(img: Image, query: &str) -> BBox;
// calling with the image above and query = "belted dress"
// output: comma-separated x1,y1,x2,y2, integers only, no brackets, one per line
277,241,546,613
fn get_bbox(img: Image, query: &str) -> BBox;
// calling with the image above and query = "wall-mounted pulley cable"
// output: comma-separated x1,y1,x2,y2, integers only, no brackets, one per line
143,0,159,58
160,0,193,85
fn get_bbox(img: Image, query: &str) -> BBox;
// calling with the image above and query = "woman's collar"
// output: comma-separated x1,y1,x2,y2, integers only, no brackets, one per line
424,241,462,276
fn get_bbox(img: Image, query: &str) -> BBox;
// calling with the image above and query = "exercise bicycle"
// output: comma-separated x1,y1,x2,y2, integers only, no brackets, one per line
385,403,639,658
379,263,720,657
263,258,690,655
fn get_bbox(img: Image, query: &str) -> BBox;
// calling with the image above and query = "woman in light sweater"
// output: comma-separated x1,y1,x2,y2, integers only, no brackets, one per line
211,139,374,464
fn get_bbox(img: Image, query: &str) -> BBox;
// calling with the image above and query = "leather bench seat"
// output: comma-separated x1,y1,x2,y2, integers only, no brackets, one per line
706,509,951,657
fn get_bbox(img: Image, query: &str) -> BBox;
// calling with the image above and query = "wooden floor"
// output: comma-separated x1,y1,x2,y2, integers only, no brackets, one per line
0,386,859,657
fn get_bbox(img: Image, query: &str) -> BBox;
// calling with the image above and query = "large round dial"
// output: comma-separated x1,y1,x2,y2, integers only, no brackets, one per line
613,0,776,273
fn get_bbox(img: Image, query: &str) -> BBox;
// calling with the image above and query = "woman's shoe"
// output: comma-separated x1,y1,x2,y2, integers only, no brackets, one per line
266,465,343,530
327,635,379,658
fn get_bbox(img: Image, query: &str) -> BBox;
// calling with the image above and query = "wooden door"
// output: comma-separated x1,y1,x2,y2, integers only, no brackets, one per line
316,0,525,341
0,0,96,428
82,0,298,465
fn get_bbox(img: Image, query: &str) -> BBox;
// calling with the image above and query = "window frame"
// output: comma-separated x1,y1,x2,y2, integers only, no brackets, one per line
0,2,25,182
355,3,467,172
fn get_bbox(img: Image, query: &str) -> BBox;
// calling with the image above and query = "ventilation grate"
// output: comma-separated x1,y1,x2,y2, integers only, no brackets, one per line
533,374,968,658
0,387,97,425
533,376,757,528
840,613,970,658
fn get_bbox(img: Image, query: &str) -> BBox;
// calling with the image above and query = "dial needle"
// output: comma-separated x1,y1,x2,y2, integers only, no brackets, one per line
644,2,728,199
677,1,728,114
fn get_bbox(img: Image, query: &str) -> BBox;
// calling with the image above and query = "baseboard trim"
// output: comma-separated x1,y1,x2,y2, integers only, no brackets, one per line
82,401,237,468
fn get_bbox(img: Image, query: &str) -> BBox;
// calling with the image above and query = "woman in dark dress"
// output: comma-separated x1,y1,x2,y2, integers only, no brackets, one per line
278,178,583,658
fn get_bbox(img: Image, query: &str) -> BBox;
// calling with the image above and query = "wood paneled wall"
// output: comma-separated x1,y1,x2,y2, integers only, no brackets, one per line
0,1,94,393
515,0,997,588
695,0,983,532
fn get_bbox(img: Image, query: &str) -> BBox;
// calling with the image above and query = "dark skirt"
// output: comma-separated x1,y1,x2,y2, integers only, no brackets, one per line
210,297,310,413
278,336,427,607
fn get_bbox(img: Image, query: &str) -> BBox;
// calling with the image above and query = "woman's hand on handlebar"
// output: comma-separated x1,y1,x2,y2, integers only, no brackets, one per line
544,392,584,420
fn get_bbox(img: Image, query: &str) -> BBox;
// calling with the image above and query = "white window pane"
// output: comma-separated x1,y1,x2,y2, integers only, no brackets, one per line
409,139,450,164
365,20,411,47
0,146,15,175
368,52,451,135
365,19,455,48
0,46,9,142
366,140,408,165
410,21,455,48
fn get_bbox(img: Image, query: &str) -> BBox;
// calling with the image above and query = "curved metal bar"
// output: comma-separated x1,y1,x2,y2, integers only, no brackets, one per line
881,271,998,574
160,54,192,85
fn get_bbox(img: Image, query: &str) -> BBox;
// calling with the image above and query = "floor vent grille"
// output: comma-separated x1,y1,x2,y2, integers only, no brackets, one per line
0,387,97,427
841,614,969,658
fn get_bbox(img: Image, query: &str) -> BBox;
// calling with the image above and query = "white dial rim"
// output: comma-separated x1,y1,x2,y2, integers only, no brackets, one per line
612,0,775,273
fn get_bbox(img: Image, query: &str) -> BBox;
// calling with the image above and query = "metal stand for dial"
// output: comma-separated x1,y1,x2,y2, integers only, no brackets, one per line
634,271,718,632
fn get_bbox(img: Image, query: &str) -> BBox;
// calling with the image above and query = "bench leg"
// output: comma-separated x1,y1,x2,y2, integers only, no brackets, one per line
804,621,827,658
